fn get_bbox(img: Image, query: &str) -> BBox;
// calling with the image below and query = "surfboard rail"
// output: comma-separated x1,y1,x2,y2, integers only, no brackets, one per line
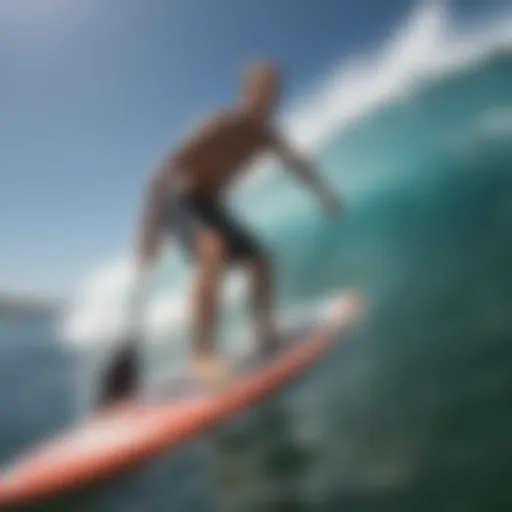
0,292,361,508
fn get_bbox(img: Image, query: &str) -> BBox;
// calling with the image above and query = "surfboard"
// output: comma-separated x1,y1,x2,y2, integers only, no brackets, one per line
0,292,361,508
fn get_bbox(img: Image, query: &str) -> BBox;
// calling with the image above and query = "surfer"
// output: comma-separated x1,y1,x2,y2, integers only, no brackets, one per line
134,62,342,383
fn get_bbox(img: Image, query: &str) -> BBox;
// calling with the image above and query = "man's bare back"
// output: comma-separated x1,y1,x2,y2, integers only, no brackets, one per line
172,109,273,198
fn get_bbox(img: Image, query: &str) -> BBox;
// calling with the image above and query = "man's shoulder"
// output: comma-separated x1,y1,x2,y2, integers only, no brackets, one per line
204,107,271,127
180,109,277,151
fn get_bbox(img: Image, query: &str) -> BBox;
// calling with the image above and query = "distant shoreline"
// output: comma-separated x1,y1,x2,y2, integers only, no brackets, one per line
0,294,60,319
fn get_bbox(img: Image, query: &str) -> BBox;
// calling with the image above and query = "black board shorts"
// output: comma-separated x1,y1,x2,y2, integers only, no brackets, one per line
160,191,262,263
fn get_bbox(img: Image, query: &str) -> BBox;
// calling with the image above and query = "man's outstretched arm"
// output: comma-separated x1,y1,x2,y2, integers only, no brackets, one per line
268,130,342,217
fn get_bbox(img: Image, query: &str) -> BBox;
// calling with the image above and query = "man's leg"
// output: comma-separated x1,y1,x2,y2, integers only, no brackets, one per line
190,230,229,381
246,251,280,355
191,200,279,357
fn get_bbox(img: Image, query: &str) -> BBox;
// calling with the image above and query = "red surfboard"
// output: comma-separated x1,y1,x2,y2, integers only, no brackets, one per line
0,292,361,508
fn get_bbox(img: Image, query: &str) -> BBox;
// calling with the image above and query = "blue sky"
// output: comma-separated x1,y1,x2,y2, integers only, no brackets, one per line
0,0,502,297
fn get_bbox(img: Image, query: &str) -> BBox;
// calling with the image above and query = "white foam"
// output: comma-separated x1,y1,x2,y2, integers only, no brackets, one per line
60,257,248,349
61,1,512,350
283,2,512,151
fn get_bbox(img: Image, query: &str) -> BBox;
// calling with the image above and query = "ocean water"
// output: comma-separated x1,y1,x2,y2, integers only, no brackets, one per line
3,7,512,512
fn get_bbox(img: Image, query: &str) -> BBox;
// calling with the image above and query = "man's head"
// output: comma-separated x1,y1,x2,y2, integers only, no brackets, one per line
242,61,281,118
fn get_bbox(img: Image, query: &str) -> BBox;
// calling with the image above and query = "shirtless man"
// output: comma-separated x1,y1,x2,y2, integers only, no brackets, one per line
135,62,342,382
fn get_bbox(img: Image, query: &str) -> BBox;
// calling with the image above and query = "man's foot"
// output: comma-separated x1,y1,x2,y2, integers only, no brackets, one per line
192,354,230,385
